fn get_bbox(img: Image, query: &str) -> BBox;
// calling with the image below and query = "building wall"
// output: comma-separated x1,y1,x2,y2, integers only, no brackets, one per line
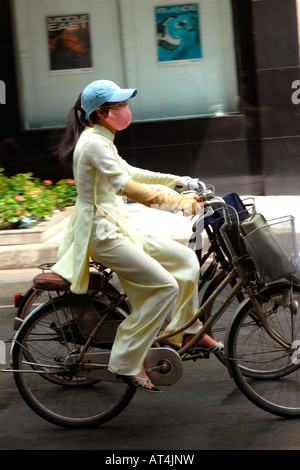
0,0,300,196
251,0,300,195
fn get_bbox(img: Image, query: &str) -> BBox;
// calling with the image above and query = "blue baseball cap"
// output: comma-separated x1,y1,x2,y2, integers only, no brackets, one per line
81,80,137,118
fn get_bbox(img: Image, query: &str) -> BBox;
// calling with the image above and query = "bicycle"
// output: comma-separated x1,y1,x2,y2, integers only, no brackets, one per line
5,184,300,427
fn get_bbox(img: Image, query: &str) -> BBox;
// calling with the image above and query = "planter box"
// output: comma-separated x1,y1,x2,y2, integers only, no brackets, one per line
0,208,73,246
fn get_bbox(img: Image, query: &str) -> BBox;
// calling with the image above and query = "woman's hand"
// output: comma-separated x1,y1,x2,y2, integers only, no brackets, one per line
175,176,192,191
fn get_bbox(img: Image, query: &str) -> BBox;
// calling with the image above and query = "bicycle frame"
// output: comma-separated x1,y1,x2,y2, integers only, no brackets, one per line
156,267,243,355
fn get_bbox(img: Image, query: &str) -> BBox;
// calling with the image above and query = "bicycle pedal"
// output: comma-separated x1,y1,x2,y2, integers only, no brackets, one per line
188,347,210,359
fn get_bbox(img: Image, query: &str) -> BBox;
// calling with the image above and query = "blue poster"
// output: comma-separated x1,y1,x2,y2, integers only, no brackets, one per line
155,4,202,64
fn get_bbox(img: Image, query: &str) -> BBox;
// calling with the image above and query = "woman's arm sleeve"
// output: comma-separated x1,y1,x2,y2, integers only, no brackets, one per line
86,139,131,194
121,179,201,216
118,155,179,188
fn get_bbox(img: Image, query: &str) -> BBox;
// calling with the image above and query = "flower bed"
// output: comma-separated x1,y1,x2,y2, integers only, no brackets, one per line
0,168,77,229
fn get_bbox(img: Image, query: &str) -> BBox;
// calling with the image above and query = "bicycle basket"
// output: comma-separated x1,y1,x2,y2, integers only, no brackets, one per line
240,214,300,282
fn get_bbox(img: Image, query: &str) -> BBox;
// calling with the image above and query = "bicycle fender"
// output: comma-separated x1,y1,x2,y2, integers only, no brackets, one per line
224,281,296,377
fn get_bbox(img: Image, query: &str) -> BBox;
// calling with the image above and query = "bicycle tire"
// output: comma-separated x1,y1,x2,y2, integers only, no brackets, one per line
226,282,300,418
12,295,136,428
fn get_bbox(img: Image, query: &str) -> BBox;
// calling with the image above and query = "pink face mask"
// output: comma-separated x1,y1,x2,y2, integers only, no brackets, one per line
105,106,132,131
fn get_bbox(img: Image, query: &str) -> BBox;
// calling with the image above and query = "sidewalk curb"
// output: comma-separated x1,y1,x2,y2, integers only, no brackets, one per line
0,241,59,270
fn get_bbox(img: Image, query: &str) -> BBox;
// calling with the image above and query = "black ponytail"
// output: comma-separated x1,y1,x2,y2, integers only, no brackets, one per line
55,94,89,165
55,94,108,165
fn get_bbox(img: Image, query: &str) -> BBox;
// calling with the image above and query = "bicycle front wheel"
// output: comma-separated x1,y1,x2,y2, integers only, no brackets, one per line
226,282,300,418
12,295,136,428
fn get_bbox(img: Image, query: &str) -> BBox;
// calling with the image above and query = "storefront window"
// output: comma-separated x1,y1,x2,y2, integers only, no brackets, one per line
12,0,239,129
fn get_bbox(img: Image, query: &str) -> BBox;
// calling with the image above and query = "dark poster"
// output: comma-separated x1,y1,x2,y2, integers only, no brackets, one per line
46,14,93,73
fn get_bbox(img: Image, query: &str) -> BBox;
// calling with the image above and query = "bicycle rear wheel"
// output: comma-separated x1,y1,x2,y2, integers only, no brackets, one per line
12,295,136,428
226,282,300,418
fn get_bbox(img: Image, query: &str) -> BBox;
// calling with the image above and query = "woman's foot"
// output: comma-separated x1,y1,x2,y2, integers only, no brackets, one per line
121,367,162,393
183,333,224,352
130,375,162,393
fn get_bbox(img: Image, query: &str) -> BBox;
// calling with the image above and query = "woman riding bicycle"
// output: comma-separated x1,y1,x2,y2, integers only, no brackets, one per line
52,79,222,392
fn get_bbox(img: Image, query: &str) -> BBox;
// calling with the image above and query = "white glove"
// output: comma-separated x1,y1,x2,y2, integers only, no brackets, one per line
175,176,192,191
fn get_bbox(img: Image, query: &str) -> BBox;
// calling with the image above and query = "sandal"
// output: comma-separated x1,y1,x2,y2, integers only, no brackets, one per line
120,374,162,393
207,341,224,352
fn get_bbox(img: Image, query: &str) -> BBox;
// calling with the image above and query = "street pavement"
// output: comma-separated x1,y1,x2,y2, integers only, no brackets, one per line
1,196,300,451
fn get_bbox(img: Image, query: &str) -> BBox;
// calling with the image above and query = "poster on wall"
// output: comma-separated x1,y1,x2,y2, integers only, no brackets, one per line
155,4,202,64
46,14,93,73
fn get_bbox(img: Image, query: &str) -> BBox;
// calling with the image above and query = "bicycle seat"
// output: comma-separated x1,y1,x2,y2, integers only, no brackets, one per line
32,271,105,291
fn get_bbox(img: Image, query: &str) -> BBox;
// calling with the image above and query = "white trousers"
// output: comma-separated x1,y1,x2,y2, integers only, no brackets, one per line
88,216,201,376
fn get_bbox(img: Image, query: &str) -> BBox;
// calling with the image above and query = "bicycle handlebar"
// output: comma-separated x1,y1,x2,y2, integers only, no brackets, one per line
188,179,232,226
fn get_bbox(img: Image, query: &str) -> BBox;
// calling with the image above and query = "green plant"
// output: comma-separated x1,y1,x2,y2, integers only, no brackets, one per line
0,169,77,228
53,179,77,209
